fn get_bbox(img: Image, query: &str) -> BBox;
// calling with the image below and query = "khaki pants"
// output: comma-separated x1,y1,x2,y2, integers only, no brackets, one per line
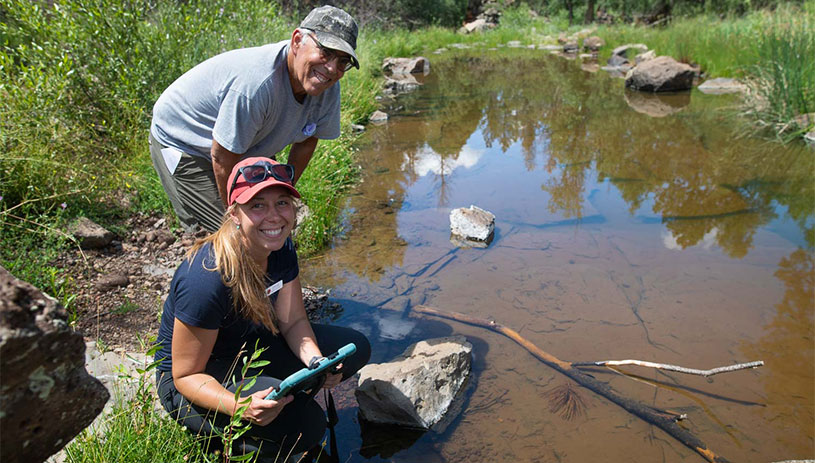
149,133,225,232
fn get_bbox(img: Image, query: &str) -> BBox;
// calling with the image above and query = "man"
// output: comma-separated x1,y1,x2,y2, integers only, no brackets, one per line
149,5,359,232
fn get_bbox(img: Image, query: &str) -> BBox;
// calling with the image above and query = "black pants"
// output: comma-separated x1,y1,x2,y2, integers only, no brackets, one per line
156,324,370,460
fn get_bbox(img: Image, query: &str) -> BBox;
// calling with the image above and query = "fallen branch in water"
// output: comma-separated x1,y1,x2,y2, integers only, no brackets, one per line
572,360,764,377
412,305,732,463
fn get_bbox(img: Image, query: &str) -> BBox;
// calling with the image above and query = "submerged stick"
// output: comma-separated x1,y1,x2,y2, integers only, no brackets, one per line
573,360,764,377
412,305,730,463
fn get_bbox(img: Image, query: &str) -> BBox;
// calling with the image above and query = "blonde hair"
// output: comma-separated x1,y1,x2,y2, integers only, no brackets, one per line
186,206,278,334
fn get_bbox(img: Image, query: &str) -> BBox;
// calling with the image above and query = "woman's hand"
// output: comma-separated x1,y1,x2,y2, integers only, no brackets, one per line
241,386,294,426
322,364,343,389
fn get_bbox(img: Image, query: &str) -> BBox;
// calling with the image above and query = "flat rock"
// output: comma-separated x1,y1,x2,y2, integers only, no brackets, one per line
370,110,389,124
70,217,114,249
612,43,649,57
697,77,746,94
459,18,492,34
95,273,130,291
382,57,430,76
450,205,495,245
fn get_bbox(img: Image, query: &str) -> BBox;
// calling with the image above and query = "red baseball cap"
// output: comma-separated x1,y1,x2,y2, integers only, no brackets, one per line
227,157,300,206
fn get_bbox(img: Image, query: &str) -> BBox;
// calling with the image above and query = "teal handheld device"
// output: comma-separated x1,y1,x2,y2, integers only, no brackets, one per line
265,343,357,400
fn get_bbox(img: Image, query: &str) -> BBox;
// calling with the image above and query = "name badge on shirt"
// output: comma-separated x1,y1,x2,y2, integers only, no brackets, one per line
266,280,283,296
302,122,316,137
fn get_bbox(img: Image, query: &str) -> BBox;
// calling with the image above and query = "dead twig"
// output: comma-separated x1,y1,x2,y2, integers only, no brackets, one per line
572,360,763,377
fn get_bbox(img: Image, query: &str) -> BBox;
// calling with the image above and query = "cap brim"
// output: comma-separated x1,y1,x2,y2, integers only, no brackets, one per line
311,30,359,69
233,178,301,205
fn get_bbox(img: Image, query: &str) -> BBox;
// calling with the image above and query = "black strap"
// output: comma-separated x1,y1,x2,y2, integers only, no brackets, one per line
326,390,339,459
302,390,339,463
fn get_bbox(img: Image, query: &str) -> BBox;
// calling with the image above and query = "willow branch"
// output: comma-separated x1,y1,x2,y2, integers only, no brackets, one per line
573,360,764,377
412,305,730,463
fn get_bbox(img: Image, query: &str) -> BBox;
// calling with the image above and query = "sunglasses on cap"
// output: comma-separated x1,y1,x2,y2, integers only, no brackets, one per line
307,33,355,72
229,161,295,200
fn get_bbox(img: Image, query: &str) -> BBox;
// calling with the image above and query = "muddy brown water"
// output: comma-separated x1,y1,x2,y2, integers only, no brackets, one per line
302,50,814,462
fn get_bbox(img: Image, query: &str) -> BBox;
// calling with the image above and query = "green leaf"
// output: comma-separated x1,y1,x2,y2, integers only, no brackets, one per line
242,377,257,391
248,360,270,369
229,451,255,461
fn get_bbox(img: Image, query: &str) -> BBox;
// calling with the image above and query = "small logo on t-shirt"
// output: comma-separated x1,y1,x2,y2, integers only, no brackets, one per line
302,122,316,137
266,280,283,296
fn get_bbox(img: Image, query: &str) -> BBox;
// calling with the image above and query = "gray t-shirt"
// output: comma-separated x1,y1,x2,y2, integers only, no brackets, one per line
150,41,341,160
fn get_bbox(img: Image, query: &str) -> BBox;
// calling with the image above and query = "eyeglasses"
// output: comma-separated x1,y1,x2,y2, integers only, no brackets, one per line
307,33,355,72
229,161,295,200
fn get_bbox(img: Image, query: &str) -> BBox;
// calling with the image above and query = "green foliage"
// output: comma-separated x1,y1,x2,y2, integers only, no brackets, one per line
0,0,377,285
0,0,289,226
62,342,281,463
63,345,214,463
0,217,78,311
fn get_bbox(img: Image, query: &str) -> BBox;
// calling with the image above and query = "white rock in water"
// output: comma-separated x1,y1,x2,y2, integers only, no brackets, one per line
369,110,389,124
450,205,495,244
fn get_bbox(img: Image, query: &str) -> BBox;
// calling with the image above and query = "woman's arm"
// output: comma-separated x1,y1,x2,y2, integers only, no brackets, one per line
172,318,292,425
275,276,322,364
274,276,343,389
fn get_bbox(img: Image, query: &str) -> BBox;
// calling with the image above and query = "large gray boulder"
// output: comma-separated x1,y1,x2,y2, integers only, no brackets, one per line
625,56,696,92
0,266,109,463
355,336,472,429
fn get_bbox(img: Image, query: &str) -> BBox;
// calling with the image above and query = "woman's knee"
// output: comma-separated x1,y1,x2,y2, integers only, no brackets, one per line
314,324,371,378
343,328,371,377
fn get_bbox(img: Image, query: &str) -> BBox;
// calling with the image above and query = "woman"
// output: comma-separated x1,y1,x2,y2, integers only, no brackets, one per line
154,157,370,460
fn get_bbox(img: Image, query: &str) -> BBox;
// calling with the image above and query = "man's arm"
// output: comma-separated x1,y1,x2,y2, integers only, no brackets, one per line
211,140,242,207
288,136,319,185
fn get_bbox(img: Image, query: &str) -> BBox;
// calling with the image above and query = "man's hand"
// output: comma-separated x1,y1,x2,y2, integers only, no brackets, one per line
288,137,318,185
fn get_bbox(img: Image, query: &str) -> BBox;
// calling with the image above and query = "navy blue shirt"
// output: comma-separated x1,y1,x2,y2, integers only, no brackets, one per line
155,239,298,372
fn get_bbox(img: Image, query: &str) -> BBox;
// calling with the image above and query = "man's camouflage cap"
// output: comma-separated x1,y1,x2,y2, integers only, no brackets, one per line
299,5,359,69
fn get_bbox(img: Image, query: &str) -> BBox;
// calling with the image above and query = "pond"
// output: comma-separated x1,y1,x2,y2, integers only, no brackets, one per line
301,49,815,462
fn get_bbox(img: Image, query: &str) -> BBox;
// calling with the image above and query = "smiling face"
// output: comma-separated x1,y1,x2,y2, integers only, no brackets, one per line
287,29,347,100
230,186,295,264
